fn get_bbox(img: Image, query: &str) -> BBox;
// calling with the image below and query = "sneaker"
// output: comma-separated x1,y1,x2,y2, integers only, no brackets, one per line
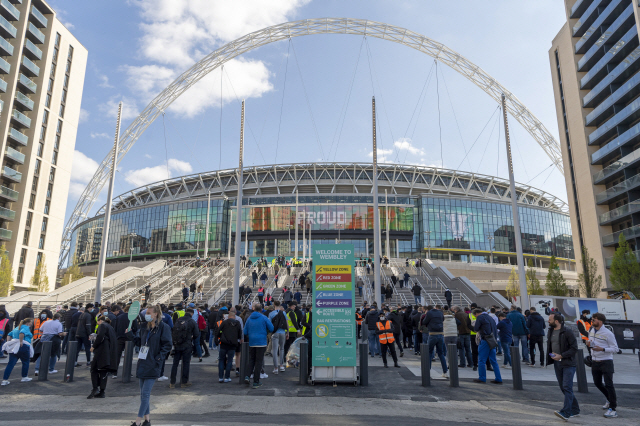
252,381,263,389
260,373,269,379
529,364,536,368
169,383,175,388
570,413,580,418
49,370,58,374
157,376,169,382
504,365,512,369
441,373,449,379
279,365,285,372
21,377,32,382
1,380,9,386
224,378,232,383
244,376,250,384
603,409,618,418
111,375,117,379
472,366,478,371
603,401,610,410
272,369,279,375
219,378,224,383
34,370,39,377
554,411,569,422
181,382,192,388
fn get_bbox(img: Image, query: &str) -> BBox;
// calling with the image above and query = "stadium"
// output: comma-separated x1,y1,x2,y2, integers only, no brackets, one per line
69,162,575,272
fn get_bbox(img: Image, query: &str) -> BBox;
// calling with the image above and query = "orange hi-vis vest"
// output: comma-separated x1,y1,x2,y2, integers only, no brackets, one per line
356,313,363,326
33,318,50,340
376,320,394,344
577,319,591,341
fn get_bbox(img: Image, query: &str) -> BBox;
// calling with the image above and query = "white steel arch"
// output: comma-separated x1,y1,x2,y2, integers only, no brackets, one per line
58,17,564,268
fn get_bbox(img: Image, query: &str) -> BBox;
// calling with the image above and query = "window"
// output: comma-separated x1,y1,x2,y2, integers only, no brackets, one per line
51,150,57,165
44,200,50,215
16,267,23,283
19,248,26,264
47,78,53,92
56,119,63,133
58,104,64,118
26,212,32,227
36,252,42,265
41,218,47,232
55,32,60,47
68,46,73,60
46,183,53,198
23,229,29,245
39,126,46,141
63,74,68,88
49,63,55,78
42,109,49,125
34,159,41,175
31,176,37,192
52,47,58,62
49,167,55,182
54,135,59,150
37,142,43,157
38,235,45,249
65,61,70,73
28,193,35,209
45,93,51,108
61,90,67,104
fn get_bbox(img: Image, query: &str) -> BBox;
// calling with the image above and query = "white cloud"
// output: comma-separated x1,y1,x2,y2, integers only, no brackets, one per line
68,150,100,197
393,138,425,156
98,95,140,121
79,108,90,123
90,132,110,139
144,154,152,159
368,148,393,163
62,21,75,29
124,158,193,187
98,74,113,88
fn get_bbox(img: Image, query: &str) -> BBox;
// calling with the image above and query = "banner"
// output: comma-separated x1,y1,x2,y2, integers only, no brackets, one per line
312,244,356,367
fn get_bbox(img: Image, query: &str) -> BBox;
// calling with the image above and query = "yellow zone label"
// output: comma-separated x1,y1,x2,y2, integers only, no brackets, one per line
315,265,351,274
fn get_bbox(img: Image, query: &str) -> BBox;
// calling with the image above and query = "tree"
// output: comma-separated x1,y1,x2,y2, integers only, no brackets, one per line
577,246,602,298
505,267,520,300
0,243,14,297
29,254,49,293
526,259,544,295
61,255,84,286
545,255,568,296
609,233,640,296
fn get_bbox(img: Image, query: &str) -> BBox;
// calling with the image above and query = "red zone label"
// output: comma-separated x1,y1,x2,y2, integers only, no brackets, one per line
315,274,352,283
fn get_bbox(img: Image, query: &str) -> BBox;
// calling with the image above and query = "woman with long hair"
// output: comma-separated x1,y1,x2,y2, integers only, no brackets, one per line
130,304,172,426
1,318,34,385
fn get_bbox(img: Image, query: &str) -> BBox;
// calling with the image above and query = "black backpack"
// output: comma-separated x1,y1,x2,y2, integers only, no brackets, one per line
172,317,190,346
271,311,287,331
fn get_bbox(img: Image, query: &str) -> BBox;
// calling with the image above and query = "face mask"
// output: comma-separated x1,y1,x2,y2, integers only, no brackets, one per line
379,317,385,321
40,314,47,320
145,314,153,322
585,315,591,319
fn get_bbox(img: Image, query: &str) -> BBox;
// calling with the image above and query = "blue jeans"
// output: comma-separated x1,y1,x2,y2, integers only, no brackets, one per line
501,341,512,366
76,336,91,363
138,378,156,417
427,334,448,373
553,362,580,416
458,335,472,367
193,337,202,358
3,344,30,380
35,350,57,372
512,335,529,362
209,330,216,349
414,296,420,305
367,332,380,356
413,330,421,353
477,340,502,382
218,346,234,380
358,287,362,297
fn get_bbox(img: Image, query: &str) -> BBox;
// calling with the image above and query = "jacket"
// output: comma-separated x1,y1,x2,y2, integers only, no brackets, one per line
14,306,34,325
76,312,93,338
454,311,471,334
474,312,498,338
218,318,242,348
412,285,421,296
374,319,395,335
403,307,413,332
365,309,379,331
283,290,293,303
115,311,137,340
387,311,402,334
70,310,82,328
410,310,422,330
173,313,199,350
243,311,274,346
302,311,312,339
507,310,529,336
63,307,77,331
136,321,173,379
526,312,546,337
444,289,452,302
443,314,458,337
546,325,578,367
497,318,513,343
91,322,119,373
422,309,444,333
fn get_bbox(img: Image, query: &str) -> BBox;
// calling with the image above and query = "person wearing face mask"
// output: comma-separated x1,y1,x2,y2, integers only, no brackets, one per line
577,310,592,355
375,312,400,368
130,304,172,426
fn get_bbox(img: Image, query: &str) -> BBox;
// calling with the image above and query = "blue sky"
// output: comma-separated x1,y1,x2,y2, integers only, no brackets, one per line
49,0,568,222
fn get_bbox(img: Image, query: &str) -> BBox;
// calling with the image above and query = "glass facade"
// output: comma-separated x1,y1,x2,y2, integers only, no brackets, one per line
69,195,574,266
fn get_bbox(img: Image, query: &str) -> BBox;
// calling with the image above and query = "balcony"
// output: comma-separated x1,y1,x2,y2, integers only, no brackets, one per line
583,46,640,108
23,39,41,60
0,77,6,93
2,165,21,182
0,0,19,21
29,5,47,28
17,73,36,93
0,35,12,56
0,228,12,241
0,56,9,74
14,91,33,111
599,200,640,225
0,14,16,38
588,96,640,147
570,0,594,19
575,0,628,56
0,206,15,221
8,127,27,146
26,22,44,44
606,249,640,267
595,173,640,205
580,26,638,90
0,185,18,201
572,0,608,38
10,109,30,128
578,3,634,67
5,146,24,164
592,122,640,164
593,146,640,184
20,56,39,77
602,223,640,246
586,70,640,127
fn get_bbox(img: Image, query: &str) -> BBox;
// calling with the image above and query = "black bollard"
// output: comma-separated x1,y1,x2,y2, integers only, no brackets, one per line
362,324,368,342
576,349,589,393
420,343,430,387
122,341,134,383
510,346,523,390
299,340,308,385
239,341,250,384
38,341,52,381
359,342,368,386
64,341,77,382
447,343,459,387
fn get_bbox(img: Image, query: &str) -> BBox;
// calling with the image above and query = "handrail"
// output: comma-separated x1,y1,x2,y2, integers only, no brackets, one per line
152,259,214,304
142,259,197,303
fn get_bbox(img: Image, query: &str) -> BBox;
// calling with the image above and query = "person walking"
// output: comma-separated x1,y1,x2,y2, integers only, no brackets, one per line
181,283,189,304
252,270,258,288
1,318,34,385
547,312,580,421
243,302,274,388
507,305,530,364
472,308,502,384
62,302,78,355
375,311,400,368
443,308,458,357
35,313,65,376
411,283,421,305
257,286,265,306
387,306,404,357
527,306,546,367
305,276,312,295
365,303,381,357
283,302,300,355
87,314,118,399
497,312,513,368
453,306,472,368
217,308,243,382
260,271,268,287
423,305,448,378
587,312,619,418
268,301,288,375
169,308,199,388
131,305,172,426
76,307,93,366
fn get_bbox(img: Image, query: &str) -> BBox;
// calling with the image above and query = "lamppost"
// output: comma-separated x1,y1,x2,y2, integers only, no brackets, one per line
128,232,137,263
487,234,494,264
195,224,205,257
336,223,343,244
530,239,538,268
426,230,431,259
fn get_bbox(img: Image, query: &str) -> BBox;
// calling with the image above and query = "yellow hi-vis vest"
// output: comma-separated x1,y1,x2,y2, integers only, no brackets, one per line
176,310,185,318
286,310,298,332
469,313,477,335
302,312,310,335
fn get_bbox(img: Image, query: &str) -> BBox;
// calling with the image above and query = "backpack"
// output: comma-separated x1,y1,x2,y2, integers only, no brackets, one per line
197,313,206,331
271,311,287,331
172,318,190,346
0,318,7,338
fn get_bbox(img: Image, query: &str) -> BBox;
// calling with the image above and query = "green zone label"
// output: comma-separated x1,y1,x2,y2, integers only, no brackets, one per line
315,282,353,291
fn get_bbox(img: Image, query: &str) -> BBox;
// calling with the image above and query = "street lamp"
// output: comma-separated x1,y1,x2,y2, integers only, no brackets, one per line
530,239,538,268
336,223,343,244
426,230,431,259
128,232,137,263
487,234,494,264
195,224,205,257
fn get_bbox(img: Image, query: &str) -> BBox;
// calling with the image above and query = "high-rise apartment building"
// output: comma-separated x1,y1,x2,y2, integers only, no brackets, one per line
550,0,640,292
0,0,86,292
